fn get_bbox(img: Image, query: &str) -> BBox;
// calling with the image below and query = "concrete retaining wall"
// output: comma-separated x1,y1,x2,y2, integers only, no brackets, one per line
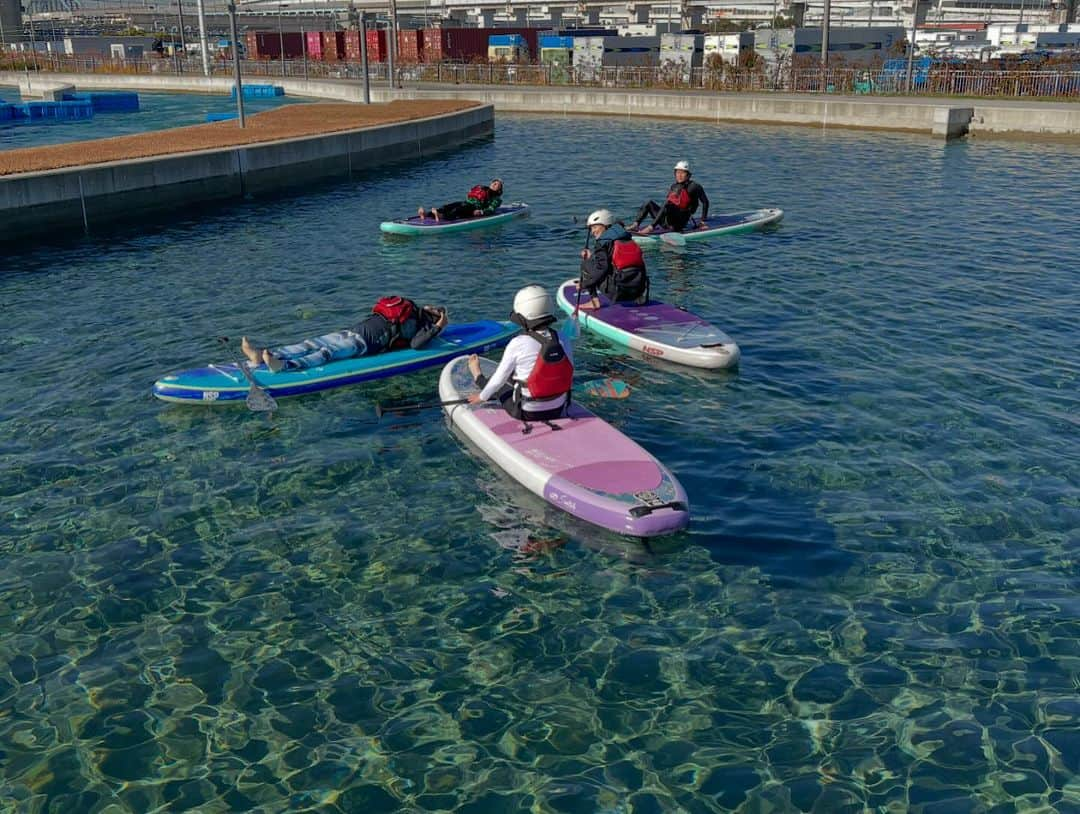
0,103,493,244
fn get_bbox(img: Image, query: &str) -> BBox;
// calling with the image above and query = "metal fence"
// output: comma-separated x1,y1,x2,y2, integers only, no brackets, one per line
5,53,1080,99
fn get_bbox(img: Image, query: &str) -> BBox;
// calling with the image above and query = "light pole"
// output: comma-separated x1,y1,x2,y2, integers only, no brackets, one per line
228,0,245,126
300,20,307,81
195,0,209,75
176,0,187,61
278,2,286,76
821,0,831,70
359,12,370,103
386,5,397,90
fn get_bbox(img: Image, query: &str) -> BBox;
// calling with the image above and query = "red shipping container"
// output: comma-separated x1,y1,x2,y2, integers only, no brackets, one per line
305,31,323,60
365,29,387,62
421,28,442,62
245,31,306,60
322,31,345,61
343,30,361,60
397,29,422,62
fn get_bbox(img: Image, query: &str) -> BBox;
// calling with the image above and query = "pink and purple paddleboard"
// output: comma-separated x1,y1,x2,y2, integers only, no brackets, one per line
439,356,689,537
556,279,740,369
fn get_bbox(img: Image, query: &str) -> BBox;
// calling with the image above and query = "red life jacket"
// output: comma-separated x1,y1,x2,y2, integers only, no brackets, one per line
611,238,645,270
372,296,416,348
666,184,692,211
467,185,491,204
524,330,574,400
372,296,415,325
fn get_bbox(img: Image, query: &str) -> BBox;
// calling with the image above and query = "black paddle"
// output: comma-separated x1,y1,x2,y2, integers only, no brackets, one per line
238,361,278,413
566,229,591,340
375,397,469,418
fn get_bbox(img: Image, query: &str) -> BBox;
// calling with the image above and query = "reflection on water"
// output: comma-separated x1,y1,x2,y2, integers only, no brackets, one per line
0,113,1077,811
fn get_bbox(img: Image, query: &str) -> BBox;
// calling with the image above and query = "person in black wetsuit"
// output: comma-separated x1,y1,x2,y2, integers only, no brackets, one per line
241,298,448,372
418,179,503,222
629,160,710,234
578,208,649,309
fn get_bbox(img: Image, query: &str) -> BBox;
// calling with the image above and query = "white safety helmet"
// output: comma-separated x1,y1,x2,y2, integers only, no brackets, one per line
512,285,554,325
673,160,691,173
586,209,615,228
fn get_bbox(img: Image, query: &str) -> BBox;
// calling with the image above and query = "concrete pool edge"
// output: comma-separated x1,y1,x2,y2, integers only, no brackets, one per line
4,71,1080,141
0,101,493,244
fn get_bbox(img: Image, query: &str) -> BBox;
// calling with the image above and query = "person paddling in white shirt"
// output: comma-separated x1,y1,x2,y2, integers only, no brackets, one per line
467,285,574,422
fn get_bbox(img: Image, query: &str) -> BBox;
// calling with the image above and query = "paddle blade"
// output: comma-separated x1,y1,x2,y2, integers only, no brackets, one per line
246,388,278,413
563,315,581,340
660,232,687,247
580,378,631,399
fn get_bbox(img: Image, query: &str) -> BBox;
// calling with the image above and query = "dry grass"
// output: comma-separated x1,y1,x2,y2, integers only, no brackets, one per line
0,100,481,176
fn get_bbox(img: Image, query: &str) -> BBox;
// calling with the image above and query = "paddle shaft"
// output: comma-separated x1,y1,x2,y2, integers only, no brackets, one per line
378,397,468,417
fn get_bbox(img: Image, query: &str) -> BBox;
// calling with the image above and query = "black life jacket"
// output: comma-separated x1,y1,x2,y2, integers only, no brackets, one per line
523,329,573,401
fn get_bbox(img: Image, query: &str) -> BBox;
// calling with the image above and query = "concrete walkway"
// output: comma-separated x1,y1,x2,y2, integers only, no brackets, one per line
3,71,1079,140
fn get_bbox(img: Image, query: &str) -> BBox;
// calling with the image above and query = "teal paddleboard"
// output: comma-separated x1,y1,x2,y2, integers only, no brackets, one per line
380,203,530,236
153,320,519,404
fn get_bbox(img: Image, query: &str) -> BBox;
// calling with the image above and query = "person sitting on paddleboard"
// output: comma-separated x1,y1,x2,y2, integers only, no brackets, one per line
418,178,503,222
629,161,709,235
578,209,649,310
466,285,574,422
241,298,448,373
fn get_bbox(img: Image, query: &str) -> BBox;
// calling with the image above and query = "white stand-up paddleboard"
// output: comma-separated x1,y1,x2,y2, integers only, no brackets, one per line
440,356,689,538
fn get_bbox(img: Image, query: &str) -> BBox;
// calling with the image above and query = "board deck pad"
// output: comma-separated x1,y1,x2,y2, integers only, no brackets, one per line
629,208,783,242
560,284,732,348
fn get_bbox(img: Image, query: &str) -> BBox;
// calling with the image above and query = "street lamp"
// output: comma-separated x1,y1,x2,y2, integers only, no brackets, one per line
228,0,245,126
278,2,287,77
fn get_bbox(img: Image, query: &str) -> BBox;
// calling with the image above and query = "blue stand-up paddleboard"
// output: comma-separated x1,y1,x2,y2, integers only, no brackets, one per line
556,280,740,370
380,203,530,236
629,208,783,246
153,320,519,404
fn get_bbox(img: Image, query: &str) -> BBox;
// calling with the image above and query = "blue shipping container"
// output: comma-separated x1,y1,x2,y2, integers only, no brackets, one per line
540,35,574,48
488,34,525,47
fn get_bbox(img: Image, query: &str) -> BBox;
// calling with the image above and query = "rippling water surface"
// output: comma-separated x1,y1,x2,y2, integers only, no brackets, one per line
0,89,303,150
1,113,1077,812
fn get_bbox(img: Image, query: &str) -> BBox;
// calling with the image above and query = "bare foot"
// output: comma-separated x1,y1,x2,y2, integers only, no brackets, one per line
467,353,482,379
417,207,427,219
241,336,261,365
262,349,284,373
628,222,639,231
638,225,653,235
432,209,441,223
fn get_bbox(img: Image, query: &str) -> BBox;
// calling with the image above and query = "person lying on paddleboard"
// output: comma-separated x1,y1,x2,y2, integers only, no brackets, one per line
241,297,448,372
418,178,503,222
578,209,650,310
628,160,709,235
466,285,574,422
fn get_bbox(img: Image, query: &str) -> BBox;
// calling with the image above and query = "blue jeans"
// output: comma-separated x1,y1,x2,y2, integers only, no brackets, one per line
270,330,367,370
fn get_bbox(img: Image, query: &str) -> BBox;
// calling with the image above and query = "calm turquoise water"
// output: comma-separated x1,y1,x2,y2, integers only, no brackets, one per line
1,113,1078,812
0,89,303,150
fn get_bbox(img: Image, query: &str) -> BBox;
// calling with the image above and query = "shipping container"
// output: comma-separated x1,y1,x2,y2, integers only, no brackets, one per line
322,31,345,61
703,32,753,65
397,29,423,62
423,27,544,62
660,32,703,77
245,31,306,60
489,33,526,61
573,35,660,73
539,35,574,49
366,28,388,62
305,31,323,60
